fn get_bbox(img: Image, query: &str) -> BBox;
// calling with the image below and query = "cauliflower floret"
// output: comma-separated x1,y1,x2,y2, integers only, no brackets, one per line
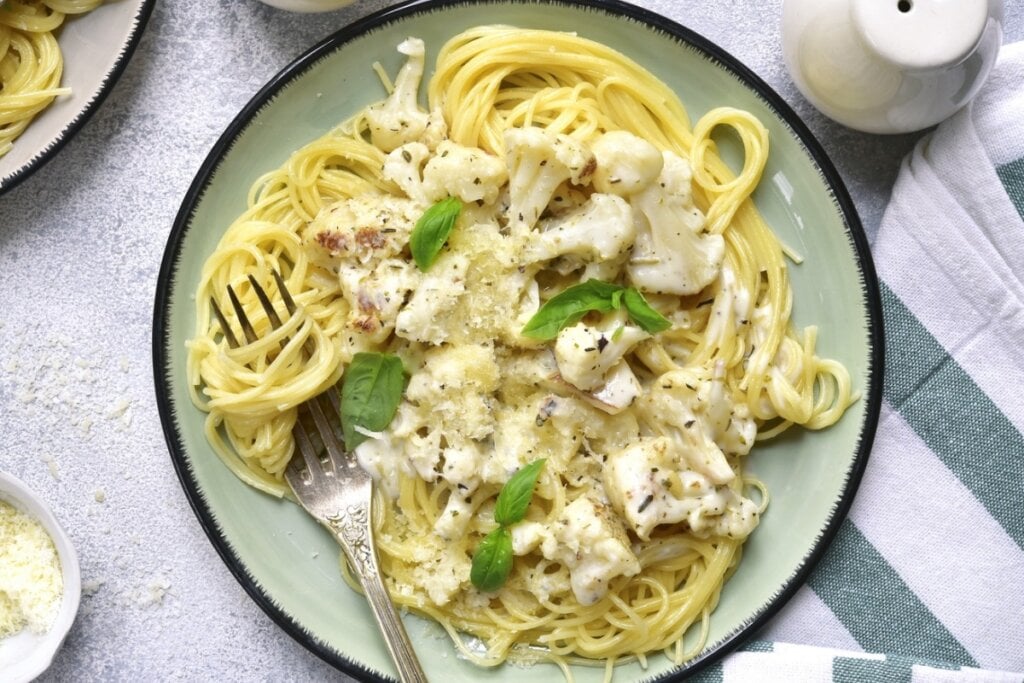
511,520,547,555
546,182,589,215
382,142,432,205
305,194,419,264
591,130,664,196
539,496,640,605
434,488,475,541
372,343,499,537
395,251,470,344
304,195,422,351
526,193,635,266
423,141,507,205
393,221,538,346
405,343,500,441
365,38,430,152
637,366,756,485
588,362,643,415
486,403,547,485
505,127,597,233
384,141,508,207
554,316,648,392
552,311,649,414
433,440,487,540
420,107,449,151
604,436,760,540
627,151,724,295
339,259,418,348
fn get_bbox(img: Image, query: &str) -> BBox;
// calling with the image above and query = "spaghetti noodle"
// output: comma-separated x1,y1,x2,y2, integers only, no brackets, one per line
187,26,854,677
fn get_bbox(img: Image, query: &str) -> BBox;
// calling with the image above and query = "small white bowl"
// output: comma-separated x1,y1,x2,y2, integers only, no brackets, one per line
0,472,81,683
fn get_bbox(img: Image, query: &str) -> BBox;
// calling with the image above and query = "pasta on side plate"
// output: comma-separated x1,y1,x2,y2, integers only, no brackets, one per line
186,25,854,678
0,0,104,157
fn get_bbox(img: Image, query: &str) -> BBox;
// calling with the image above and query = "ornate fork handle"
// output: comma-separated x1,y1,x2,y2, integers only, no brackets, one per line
325,498,428,683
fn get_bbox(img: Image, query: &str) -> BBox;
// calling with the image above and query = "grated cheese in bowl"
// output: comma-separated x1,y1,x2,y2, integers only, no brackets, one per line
0,473,80,683
0,500,64,637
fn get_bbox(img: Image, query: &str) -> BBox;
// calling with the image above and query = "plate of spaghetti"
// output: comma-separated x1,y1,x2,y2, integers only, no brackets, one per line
154,1,883,681
0,0,154,195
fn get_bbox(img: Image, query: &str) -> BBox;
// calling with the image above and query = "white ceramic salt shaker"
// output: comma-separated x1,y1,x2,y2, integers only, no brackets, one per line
782,0,1004,134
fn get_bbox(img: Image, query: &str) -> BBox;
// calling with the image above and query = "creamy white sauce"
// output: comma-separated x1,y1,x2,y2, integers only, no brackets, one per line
310,45,768,608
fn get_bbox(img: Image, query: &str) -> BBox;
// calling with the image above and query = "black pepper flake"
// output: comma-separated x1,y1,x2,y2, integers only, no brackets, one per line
401,150,412,162
597,335,609,352
637,495,655,514
684,420,695,428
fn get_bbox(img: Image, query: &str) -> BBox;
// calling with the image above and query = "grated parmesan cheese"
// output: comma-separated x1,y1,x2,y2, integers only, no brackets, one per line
0,500,63,638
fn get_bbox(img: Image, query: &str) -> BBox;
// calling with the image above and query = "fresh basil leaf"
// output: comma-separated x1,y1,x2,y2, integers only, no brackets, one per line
493,459,546,526
340,352,407,449
521,280,625,340
470,526,513,592
410,197,461,271
623,287,671,334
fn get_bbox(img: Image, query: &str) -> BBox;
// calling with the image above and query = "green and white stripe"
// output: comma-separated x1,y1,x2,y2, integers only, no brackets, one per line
727,43,1024,683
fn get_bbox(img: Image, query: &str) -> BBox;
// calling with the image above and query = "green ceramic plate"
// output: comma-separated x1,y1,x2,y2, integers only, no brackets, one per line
154,1,883,680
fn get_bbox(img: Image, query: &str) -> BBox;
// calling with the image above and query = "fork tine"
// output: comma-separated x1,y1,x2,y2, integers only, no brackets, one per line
324,386,341,414
272,269,320,357
226,284,258,345
271,269,298,316
306,390,347,458
290,419,324,483
248,274,284,330
209,297,240,349
285,439,307,482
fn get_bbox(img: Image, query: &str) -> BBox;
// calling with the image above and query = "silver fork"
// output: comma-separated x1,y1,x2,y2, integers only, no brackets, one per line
212,271,428,683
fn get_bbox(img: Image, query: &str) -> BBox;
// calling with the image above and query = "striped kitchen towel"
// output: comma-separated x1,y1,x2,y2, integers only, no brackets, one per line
707,42,1024,681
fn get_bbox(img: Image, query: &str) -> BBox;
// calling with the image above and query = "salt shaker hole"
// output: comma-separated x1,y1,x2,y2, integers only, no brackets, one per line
897,0,912,13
